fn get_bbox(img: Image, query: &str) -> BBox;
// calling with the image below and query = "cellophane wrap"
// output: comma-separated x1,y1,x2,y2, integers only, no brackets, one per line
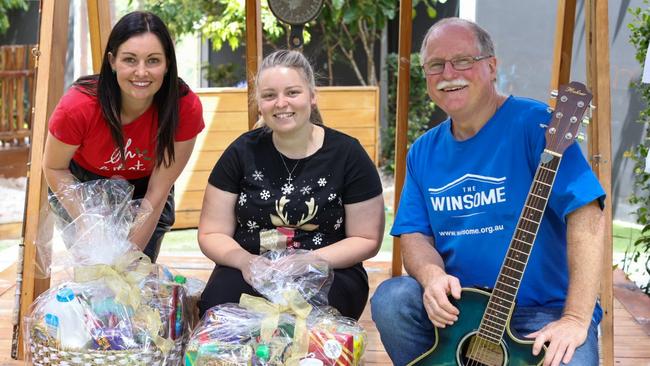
24,179,191,365
185,249,366,366
250,249,333,308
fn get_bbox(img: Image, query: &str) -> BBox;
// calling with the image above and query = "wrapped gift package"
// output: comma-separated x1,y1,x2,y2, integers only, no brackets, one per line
185,250,367,366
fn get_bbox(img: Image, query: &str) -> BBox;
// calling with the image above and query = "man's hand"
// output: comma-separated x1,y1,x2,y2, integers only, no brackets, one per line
526,315,588,366
422,274,462,328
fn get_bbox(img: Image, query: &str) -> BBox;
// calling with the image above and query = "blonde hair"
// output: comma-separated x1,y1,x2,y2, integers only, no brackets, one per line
254,50,323,128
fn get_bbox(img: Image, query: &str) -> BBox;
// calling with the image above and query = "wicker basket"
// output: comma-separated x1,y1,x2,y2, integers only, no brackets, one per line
29,331,167,366
29,329,189,366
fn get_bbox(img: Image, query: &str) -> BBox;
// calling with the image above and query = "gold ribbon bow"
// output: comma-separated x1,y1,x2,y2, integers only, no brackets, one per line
73,251,173,353
239,289,312,361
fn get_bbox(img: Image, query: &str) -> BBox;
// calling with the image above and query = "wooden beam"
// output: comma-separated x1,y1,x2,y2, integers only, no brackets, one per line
87,0,112,74
245,0,262,130
549,0,577,106
392,0,413,277
585,1,613,364
13,0,70,360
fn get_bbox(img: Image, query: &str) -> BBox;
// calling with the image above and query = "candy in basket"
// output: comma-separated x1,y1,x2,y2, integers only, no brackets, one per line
24,178,190,365
185,250,367,366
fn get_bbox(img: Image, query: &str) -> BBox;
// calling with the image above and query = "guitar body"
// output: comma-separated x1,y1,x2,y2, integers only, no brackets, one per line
408,288,545,366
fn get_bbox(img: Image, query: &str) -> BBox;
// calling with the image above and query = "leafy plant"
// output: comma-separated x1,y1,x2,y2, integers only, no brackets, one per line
380,53,435,174
203,62,246,87
624,0,650,294
0,0,27,35
141,0,439,86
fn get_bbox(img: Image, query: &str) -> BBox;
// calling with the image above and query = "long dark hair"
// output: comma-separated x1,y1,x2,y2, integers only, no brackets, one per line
75,11,187,168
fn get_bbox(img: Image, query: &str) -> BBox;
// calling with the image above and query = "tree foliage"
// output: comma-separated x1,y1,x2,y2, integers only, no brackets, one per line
142,0,440,86
625,0,650,294
380,53,435,173
0,0,28,35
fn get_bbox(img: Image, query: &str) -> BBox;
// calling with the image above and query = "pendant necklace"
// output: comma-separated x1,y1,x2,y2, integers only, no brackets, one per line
279,153,301,194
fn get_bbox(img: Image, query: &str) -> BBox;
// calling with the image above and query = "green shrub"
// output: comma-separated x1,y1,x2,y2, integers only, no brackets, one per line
380,53,436,174
625,1,650,294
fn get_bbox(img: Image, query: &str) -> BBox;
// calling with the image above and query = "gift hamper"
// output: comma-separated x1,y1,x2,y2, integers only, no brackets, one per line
23,179,192,365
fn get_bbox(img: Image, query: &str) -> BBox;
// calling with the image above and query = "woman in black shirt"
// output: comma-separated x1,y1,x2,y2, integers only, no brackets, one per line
197,50,384,320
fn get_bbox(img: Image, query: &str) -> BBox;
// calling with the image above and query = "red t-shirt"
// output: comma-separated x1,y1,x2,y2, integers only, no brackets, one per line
48,86,204,179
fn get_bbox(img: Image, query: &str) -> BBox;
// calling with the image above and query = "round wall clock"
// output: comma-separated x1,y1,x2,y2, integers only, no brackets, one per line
268,0,324,26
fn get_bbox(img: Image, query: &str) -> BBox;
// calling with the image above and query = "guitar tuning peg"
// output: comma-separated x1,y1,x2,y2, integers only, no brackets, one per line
550,90,558,98
576,133,586,142
581,116,591,126
589,102,596,110
546,107,554,114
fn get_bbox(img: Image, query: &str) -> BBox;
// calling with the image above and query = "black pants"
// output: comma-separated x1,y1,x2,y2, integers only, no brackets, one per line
51,160,175,263
198,263,369,320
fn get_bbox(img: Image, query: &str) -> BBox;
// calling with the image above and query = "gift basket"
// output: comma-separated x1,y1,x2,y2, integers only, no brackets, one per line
185,250,367,366
24,179,192,365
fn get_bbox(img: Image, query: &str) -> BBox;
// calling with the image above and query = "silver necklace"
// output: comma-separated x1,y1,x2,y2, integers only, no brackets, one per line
279,153,301,184
278,153,301,195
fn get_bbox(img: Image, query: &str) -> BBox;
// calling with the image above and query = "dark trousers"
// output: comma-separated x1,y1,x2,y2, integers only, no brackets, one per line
52,160,175,263
198,263,369,320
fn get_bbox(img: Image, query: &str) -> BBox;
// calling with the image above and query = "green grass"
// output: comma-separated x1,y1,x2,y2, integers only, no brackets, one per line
0,239,18,252
160,229,199,253
380,209,394,253
613,222,643,254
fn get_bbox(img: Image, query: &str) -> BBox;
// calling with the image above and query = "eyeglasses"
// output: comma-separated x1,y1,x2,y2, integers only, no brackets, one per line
422,55,493,75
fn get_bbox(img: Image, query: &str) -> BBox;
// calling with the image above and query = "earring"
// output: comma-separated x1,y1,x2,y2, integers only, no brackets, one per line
112,69,116,74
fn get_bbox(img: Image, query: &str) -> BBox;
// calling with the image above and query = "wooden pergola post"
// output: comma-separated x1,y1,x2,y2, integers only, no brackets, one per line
13,1,112,360
87,0,112,73
13,0,71,359
245,0,262,130
391,0,413,277
550,1,613,364
549,0,577,106
585,0,613,364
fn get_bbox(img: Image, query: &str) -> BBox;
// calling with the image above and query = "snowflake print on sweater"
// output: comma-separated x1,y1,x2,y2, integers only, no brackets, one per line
252,170,264,181
238,193,247,206
281,183,295,195
313,232,323,246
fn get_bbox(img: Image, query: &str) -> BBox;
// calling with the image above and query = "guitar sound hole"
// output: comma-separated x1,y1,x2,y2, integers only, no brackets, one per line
458,333,505,366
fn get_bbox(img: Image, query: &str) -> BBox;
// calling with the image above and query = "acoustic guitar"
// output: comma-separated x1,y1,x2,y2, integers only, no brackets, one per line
408,81,593,366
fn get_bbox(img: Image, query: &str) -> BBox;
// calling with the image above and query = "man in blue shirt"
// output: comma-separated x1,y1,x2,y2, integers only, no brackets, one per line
371,17,605,366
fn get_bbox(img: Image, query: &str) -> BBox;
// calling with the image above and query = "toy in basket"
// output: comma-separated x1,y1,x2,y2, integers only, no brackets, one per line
23,179,193,365
185,250,367,366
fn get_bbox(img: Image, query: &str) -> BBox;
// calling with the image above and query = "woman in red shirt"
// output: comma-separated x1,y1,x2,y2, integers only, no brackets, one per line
43,11,204,262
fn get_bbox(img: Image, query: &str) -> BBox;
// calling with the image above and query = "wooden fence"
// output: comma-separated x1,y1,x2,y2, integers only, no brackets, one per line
0,45,36,146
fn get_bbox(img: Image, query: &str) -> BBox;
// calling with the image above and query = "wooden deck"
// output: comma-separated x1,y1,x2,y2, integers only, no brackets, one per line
0,255,648,365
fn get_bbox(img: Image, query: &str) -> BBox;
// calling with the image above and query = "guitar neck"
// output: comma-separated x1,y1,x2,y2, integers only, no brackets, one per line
477,150,562,343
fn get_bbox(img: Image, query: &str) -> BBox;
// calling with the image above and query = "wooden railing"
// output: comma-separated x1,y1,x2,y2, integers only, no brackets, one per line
0,45,36,146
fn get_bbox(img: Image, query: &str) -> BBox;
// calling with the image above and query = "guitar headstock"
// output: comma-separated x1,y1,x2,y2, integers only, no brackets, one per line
545,81,593,154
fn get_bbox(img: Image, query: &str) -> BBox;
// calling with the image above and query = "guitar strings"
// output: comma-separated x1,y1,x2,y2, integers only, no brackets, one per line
465,153,561,366
464,99,583,365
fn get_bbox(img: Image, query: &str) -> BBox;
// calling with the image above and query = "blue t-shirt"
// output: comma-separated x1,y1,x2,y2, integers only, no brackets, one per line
392,96,605,321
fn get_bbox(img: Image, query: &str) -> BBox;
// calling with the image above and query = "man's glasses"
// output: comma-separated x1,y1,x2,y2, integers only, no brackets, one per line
422,55,493,75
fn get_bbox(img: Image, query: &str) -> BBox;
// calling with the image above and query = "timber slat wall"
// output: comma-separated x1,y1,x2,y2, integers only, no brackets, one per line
0,45,36,145
173,86,380,229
